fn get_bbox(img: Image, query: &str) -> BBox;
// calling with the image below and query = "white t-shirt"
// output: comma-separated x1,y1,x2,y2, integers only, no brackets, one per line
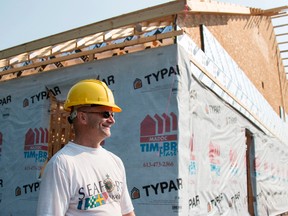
37,142,134,216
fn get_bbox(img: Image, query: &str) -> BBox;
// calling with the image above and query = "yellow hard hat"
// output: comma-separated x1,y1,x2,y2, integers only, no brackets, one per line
64,79,122,112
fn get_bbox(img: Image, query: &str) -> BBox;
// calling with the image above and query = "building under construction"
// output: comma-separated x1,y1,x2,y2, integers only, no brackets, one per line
0,0,288,215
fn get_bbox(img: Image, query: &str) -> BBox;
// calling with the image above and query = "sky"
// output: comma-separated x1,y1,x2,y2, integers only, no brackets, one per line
0,0,287,51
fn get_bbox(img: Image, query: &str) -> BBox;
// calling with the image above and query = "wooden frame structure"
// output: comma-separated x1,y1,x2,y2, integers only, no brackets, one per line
0,0,287,82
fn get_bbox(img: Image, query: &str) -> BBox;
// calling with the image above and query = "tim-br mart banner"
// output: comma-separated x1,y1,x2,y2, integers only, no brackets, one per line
0,43,287,215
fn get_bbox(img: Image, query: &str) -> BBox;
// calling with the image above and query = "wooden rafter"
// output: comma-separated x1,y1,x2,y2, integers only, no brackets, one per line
0,15,176,74
0,0,185,60
0,30,183,81
262,6,288,16
1,0,287,82
271,8,288,74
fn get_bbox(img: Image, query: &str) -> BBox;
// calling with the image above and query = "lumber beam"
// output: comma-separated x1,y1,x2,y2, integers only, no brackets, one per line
0,30,183,77
186,0,252,15
0,0,185,60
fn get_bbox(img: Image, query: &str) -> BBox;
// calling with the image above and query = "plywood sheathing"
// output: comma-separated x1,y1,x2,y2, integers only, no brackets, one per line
177,13,284,115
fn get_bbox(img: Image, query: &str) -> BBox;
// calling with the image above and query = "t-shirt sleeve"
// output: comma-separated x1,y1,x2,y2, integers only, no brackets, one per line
36,156,71,216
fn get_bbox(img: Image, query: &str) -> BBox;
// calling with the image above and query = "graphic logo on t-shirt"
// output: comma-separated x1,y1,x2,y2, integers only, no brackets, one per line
78,192,109,210
104,175,115,192
77,174,123,211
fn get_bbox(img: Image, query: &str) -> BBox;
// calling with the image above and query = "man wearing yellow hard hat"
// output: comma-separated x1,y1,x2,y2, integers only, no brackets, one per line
37,79,135,216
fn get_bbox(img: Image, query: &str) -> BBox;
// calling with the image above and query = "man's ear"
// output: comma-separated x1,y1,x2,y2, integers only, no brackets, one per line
78,111,88,123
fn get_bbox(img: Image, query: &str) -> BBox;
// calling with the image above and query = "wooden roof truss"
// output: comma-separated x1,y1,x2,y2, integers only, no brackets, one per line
0,15,183,81
0,0,287,82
